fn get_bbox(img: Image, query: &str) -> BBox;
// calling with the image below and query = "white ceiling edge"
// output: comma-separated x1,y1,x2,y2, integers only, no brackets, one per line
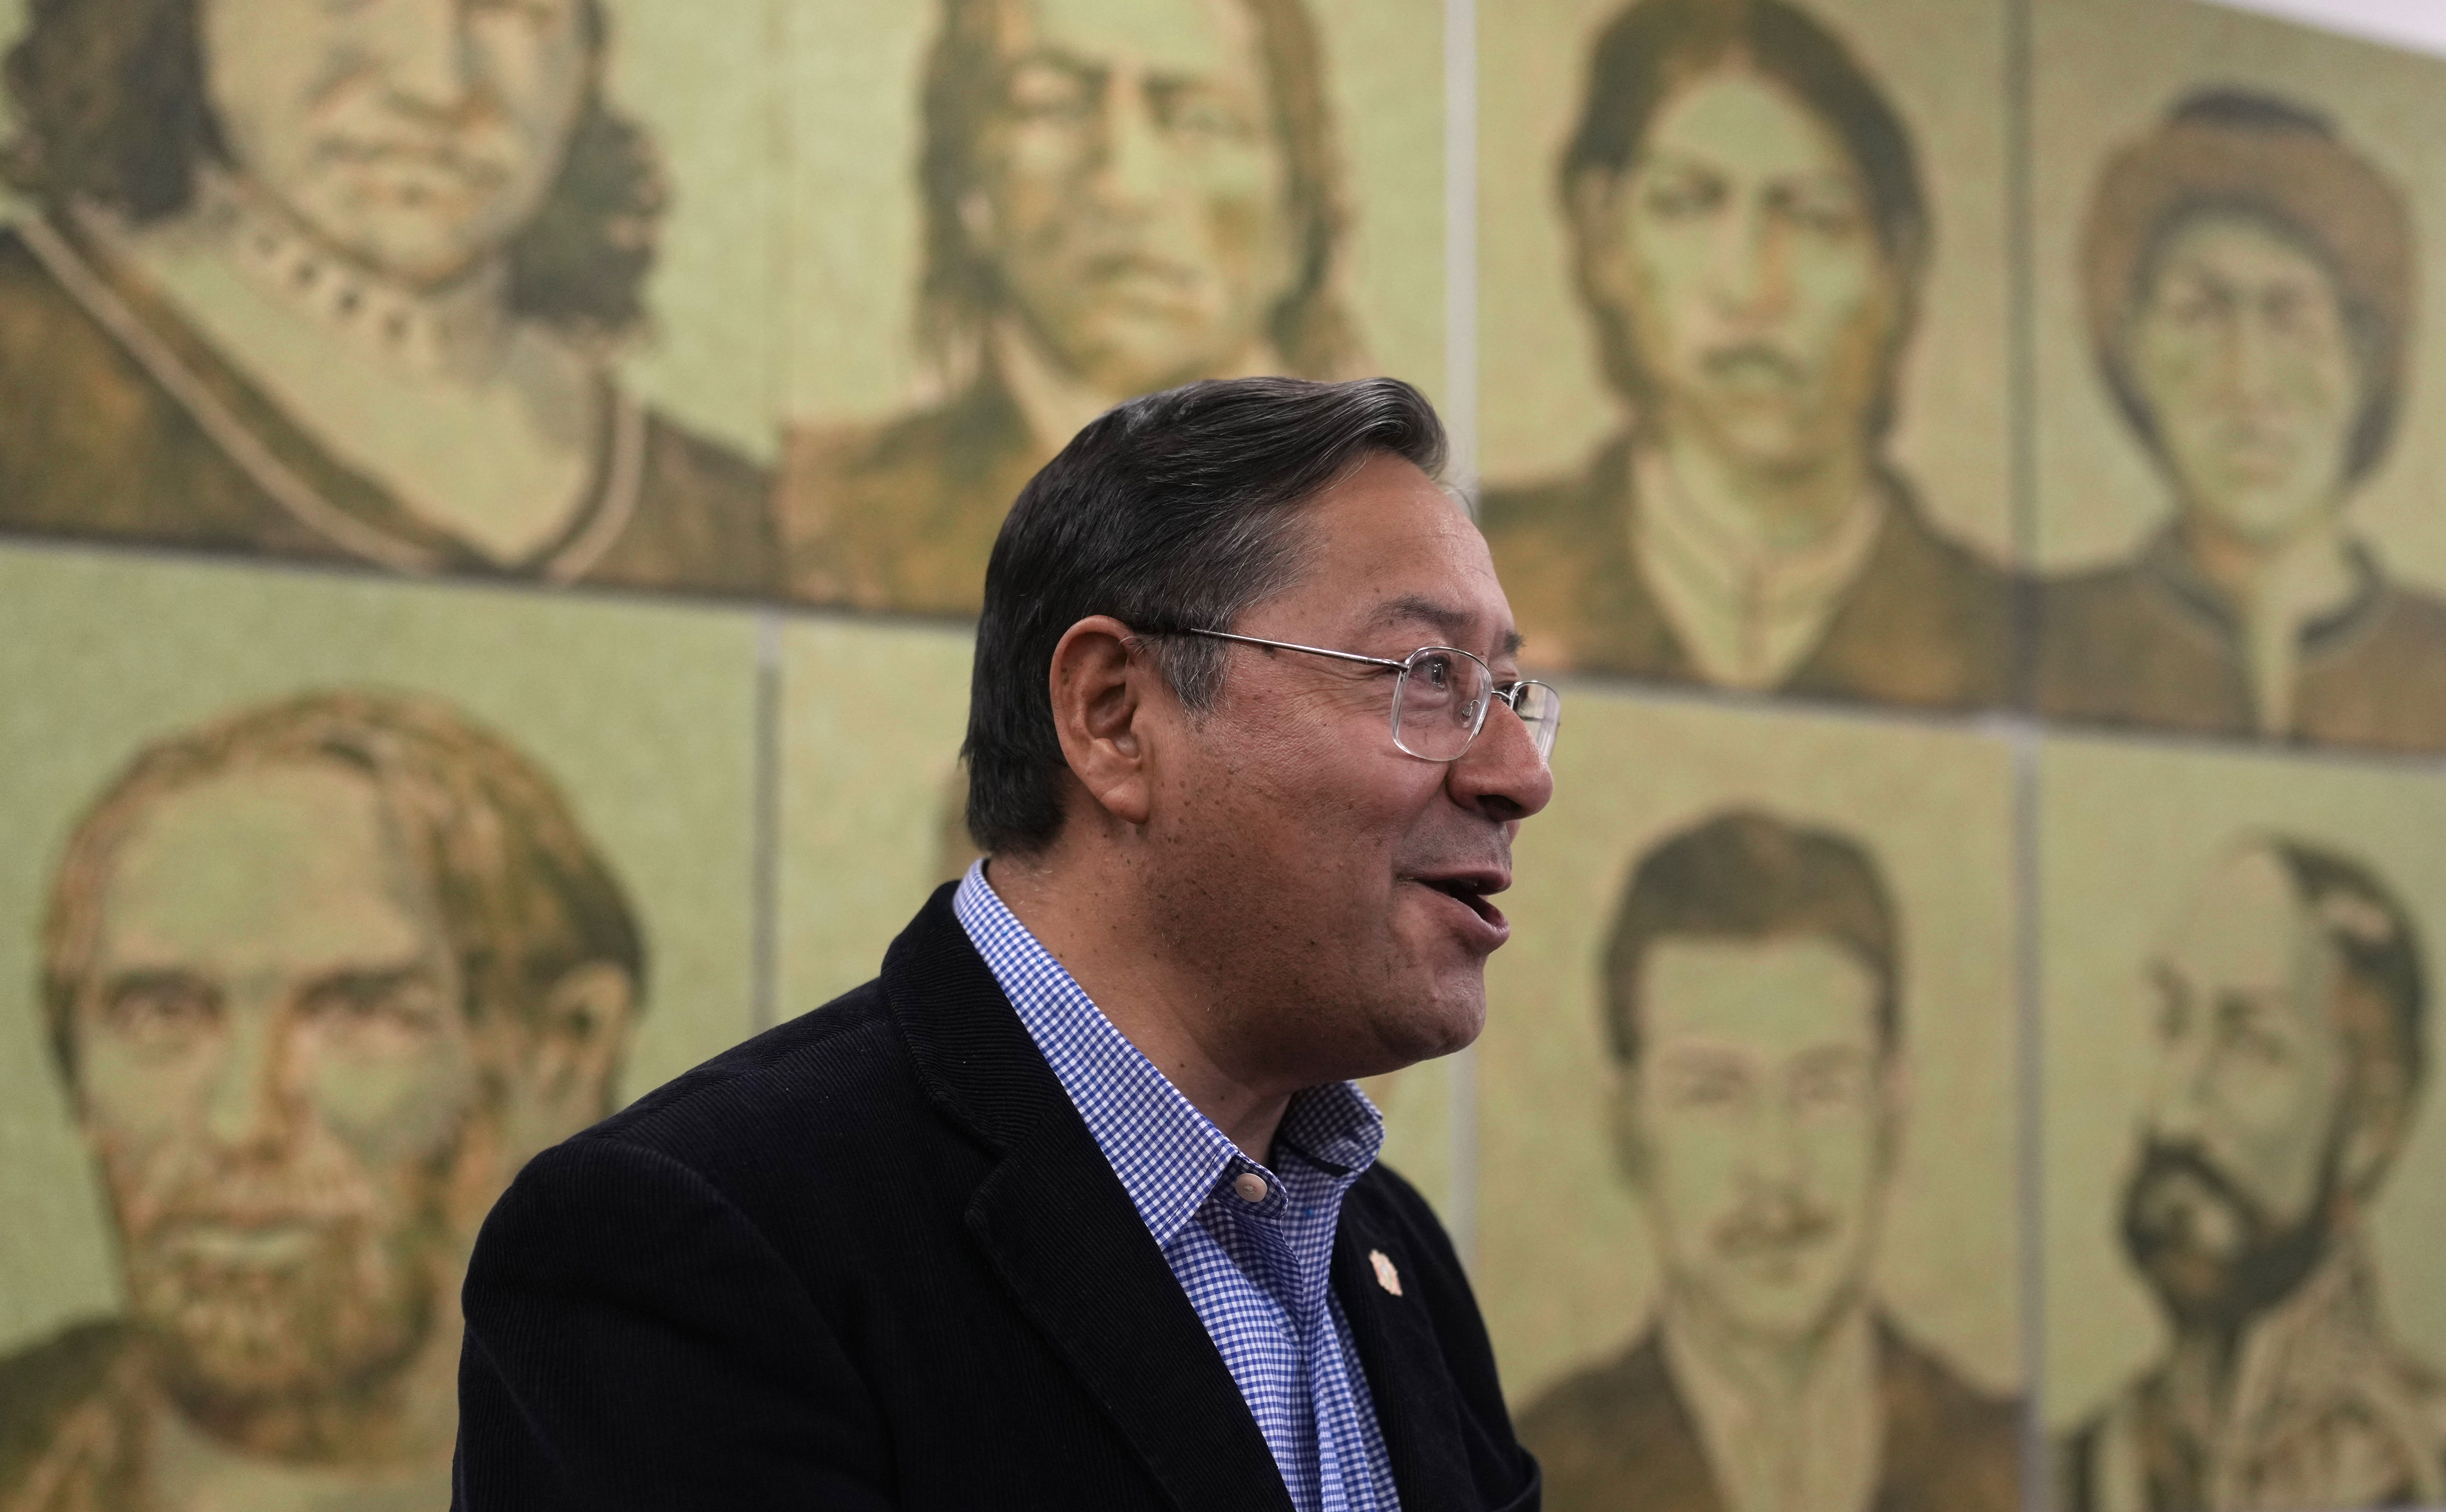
2196,0,2446,59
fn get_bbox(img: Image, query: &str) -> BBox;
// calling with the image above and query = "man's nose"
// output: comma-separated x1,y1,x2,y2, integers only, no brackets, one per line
1445,696,1554,822
2220,307,2289,410
2145,1035,2217,1145
372,0,481,115
1087,70,1168,210
201,991,300,1154
1708,199,1792,322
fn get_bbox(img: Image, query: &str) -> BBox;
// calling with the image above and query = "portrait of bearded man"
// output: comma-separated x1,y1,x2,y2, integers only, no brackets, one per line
2060,837,2443,1512
0,691,643,1512
0,0,775,596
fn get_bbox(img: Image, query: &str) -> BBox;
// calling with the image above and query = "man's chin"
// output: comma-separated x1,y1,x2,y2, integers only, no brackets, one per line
300,195,515,290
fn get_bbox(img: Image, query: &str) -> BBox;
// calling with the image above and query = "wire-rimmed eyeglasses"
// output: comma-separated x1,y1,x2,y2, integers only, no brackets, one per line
1166,628,1560,764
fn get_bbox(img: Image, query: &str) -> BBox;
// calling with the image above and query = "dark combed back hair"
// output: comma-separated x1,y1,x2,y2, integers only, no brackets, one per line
2262,837,2427,1101
41,691,645,1094
1,0,666,337
914,0,1362,386
1602,808,1901,1066
962,375,1446,855
1559,0,1929,433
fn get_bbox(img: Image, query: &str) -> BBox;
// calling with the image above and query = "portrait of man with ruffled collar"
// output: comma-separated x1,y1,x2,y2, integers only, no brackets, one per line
0,0,775,596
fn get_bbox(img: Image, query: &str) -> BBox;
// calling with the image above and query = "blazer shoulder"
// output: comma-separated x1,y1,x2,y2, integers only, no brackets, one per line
1516,1332,1679,1448
585,977,916,1171
0,1318,134,1495
1517,1332,1723,1512
1876,1315,2024,1512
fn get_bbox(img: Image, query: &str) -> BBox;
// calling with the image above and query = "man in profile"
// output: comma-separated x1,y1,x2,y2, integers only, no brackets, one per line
781,0,1365,616
2033,92,2446,754
0,0,774,595
455,377,1549,1508
1482,0,2010,709
0,692,643,1512
1523,809,2019,1512
2061,838,2443,1512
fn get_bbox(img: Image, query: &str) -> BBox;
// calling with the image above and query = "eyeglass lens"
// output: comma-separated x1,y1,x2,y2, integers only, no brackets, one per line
1391,649,1485,761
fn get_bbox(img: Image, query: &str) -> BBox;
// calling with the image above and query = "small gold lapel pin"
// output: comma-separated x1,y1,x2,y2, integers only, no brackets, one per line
1369,1249,1402,1297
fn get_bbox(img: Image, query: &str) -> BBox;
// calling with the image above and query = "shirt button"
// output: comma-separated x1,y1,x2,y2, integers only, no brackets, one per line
1232,1172,1269,1203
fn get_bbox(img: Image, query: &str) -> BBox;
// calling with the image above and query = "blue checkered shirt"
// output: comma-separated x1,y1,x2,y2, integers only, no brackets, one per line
954,862,1401,1512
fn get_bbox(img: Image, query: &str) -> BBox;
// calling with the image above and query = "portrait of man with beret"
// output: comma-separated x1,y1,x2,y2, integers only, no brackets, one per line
2033,90,2446,755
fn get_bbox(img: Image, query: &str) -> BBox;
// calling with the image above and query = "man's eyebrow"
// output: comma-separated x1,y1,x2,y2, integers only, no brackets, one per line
1364,595,1526,659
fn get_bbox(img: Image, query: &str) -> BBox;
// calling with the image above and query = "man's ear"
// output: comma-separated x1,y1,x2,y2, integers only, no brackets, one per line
958,187,1000,255
1046,615,1163,830
2340,1054,2412,1200
1566,168,1633,307
1609,1067,1652,1190
1874,1052,1911,1178
522,960,637,1140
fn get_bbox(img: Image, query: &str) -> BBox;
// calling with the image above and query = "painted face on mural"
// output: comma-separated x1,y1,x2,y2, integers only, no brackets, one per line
69,764,493,1432
199,0,594,288
2122,847,2352,1324
1619,934,1892,1343
1586,66,1898,474
2129,213,2362,547
967,0,1299,397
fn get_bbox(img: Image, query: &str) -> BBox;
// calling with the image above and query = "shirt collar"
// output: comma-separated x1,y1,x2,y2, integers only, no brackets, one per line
1629,445,1889,690
952,861,1383,1246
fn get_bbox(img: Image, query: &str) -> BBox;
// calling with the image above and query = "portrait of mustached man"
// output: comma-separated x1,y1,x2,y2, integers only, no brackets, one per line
2033,93,2446,755
1480,0,2012,709
1522,810,2021,1512
779,0,1366,617
2060,839,2444,1512
0,0,775,596
0,692,643,1512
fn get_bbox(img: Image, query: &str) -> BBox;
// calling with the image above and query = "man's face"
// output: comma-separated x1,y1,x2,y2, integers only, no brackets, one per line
1141,452,1551,1089
969,0,1299,397
2129,213,2361,546
1582,67,1898,475
70,765,492,1423
2123,848,2352,1323
1620,935,1891,1344
201,0,593,288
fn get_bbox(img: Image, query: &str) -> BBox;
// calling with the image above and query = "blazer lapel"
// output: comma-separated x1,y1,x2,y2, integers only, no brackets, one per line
1332,1201,1476,1512
884,888,1295,1512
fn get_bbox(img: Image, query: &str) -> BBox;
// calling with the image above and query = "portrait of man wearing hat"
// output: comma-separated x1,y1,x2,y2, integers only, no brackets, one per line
2033,91,2446,755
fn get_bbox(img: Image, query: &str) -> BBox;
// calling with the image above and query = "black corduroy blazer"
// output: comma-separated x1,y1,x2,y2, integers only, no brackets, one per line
452,884,1541,1511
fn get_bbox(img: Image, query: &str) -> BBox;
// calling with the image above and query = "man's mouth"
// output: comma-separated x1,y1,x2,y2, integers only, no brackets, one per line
1406,869,1511,940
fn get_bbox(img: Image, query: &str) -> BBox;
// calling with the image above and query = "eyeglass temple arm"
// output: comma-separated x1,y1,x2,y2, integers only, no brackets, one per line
1175,627,1410,672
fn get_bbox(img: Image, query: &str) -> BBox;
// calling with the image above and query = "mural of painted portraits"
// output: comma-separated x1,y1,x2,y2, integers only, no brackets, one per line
0,0,774,596
2032,93,2446,754
1480,0,2012,711
1522,810,2020,1512
2059,838,2442,1512
0,692,642,1512
779,0,1366,617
